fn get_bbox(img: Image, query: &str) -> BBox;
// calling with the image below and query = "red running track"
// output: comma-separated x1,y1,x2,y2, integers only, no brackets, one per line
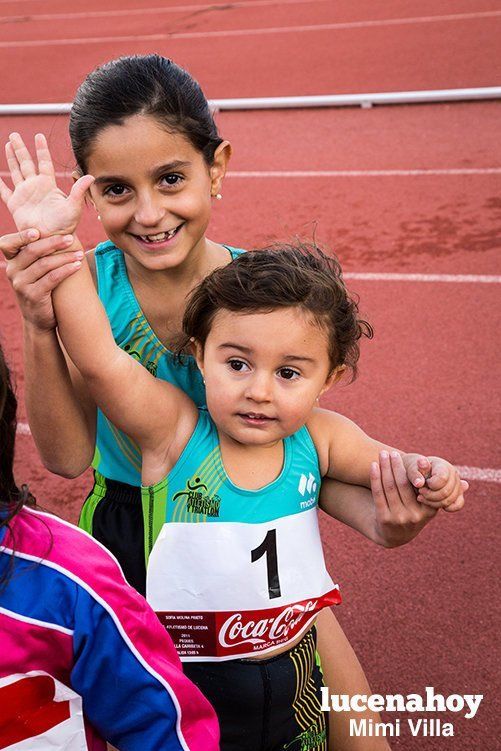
0,2,500,749
0,0,500,100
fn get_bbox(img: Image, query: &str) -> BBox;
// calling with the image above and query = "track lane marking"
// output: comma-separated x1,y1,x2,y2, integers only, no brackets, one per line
227,169,501,177
1,169,500,179
1,0,328,22
14,422,501,483
1,10,500,48
344,273,501,283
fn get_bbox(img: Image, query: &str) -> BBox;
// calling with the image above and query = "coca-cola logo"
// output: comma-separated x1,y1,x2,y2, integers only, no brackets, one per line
218,600,318,649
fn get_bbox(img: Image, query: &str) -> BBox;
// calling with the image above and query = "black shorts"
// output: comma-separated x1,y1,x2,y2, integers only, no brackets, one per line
79,472,147,595
184,627,328,751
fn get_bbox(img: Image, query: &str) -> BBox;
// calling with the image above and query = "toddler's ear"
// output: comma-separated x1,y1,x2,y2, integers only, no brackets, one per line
191,338,204,372
320,364,346,397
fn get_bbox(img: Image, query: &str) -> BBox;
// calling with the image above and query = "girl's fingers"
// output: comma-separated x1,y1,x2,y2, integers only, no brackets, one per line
369,461,389,514
12,251,83,291
69,174,95,205
0,175,13,204
35,133,55,178
379,450,402,510
31,259,82,296
5,235,74,271
0,228,40,260
9,132,36,180
5,141,23,186
389,451,418,508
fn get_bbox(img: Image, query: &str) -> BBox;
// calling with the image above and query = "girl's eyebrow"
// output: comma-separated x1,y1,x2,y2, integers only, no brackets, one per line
94,161,191,185
152,160,191,176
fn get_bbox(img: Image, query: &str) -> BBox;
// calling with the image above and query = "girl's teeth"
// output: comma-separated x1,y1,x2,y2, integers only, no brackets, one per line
140,228,177,242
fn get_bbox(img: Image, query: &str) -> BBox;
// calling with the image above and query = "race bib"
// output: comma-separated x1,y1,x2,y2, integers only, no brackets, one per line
0,672,87,750
147,508,341,660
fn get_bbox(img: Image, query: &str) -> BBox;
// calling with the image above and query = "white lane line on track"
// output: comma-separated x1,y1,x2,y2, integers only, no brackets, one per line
1,169,500,180
227,169,501,177
1,10,500,48
1,260,499,283
343,273,501,283
13,421,501,483
456,466,501,484
1,0,325,22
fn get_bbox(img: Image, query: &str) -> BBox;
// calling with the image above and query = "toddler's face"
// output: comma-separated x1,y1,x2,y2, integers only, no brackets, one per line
196,306,337,447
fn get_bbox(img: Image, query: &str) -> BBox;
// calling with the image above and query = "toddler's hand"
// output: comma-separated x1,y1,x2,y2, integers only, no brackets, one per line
402,453,467,512
415,457,468,512
0,133,94,236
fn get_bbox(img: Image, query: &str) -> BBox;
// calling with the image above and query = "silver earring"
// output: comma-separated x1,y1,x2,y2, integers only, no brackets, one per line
215,193,222,200
97,215,101,221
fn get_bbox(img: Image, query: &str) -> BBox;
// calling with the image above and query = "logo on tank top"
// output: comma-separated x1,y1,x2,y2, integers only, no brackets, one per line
298,472,317,509
173,476,221,517
123,343,158,376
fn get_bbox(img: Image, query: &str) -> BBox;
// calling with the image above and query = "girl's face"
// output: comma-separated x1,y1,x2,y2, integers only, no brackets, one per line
196,307,340,448
86,114,228,272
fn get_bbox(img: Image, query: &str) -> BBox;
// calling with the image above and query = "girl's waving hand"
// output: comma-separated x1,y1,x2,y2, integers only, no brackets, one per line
0,133,93,236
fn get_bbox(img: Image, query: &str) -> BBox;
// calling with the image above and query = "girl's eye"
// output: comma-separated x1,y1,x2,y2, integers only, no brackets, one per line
161,174,183,188
278,367,299,380
228,359,249,372
104,184,129,198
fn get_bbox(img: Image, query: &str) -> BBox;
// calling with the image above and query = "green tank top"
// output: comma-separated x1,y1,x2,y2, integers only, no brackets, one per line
93,240,245,486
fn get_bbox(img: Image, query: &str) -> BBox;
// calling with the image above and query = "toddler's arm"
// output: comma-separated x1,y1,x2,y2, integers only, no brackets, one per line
320,452,437,547
308,408,467,512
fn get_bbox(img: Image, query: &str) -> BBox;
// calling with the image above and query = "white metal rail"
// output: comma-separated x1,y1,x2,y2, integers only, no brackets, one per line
1,87,500,116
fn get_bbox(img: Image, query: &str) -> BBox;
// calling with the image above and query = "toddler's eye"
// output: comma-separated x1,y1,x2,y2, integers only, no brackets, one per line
228,359,249,372
278,367,299,380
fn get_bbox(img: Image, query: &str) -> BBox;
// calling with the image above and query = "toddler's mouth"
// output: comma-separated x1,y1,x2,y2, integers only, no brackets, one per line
238,412,276,422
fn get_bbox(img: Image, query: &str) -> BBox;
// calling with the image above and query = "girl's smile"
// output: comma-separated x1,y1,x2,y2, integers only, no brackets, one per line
131,222,185,251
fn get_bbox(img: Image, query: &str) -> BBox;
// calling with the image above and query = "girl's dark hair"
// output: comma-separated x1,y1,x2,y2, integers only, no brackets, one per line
70,54,223,172
0,345,37,588
0,346,23,520
182,243,373,379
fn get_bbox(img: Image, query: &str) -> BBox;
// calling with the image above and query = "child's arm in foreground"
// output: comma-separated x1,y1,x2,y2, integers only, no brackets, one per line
308,408,467,515
2,232,97,476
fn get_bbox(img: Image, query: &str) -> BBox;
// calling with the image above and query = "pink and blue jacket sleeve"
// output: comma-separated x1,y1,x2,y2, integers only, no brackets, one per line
0,507,219,751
